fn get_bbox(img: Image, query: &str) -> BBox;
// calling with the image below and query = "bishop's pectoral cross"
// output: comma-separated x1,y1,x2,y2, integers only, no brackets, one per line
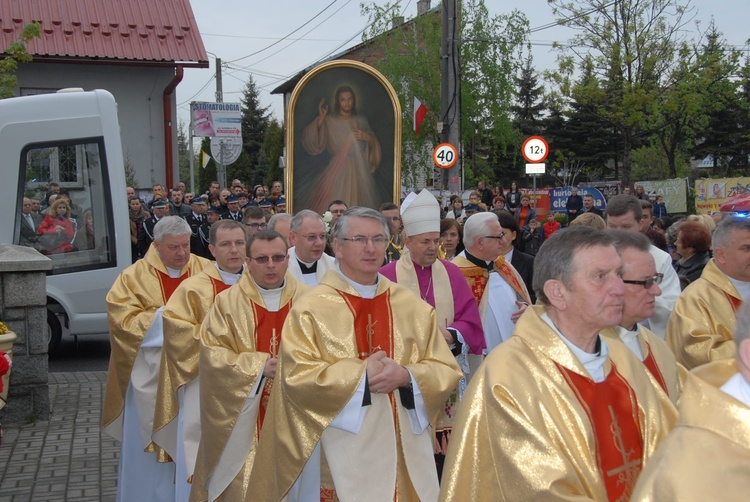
606,405,641,500
366,314,381,355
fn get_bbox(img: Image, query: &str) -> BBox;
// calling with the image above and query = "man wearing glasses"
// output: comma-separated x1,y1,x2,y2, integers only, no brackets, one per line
605,195,680,339
251,207,461,501
190,229,307,501
452,212,531,352
242,207,268,241
441,227,676,501
602,230,683,404
287,210,335,287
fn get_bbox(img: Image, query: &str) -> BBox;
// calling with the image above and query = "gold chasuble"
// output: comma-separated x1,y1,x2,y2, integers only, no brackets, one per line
189,272,307,502
602,326,685,405
440,306,676,502
451,254,530,316
632,359,750,501
101,246,209,444
666,258,741,369
150,264,233,464
249,270,461,501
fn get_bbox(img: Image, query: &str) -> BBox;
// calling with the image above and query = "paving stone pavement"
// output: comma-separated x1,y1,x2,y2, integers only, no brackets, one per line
0,372,118,502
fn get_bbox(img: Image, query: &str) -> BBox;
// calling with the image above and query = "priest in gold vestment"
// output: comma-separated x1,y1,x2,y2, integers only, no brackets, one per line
150,220,247,501
632,301,750,501
602,230,685,404
250,207,462,501
451,212,530,352
102,216,210,501
666,217,750,369
440,226,676,502
189,230,308,502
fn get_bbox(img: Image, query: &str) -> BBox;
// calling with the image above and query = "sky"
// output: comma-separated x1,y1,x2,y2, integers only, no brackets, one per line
178,0,749,131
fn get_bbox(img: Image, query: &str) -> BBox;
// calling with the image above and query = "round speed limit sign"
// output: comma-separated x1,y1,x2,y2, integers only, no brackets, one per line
522,136,549,163
433,143,458,169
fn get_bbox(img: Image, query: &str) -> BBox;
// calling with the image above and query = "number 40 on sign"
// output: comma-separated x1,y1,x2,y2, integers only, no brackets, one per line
433,143,458,169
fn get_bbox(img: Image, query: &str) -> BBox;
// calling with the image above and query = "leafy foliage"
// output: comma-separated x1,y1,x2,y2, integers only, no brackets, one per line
0,23,40,99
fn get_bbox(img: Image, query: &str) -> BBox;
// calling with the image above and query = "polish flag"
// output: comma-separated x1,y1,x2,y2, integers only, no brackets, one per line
414,96,428,135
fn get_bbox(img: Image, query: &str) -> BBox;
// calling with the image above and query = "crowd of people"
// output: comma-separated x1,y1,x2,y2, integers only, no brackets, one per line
103,177,750,501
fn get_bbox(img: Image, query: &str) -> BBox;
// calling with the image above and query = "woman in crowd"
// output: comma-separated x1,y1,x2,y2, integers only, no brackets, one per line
445,196,466,222
673,220,712,283
492,194,507,211
514,195,536,228
506,181,522,214
37,198,76,254
439,218,463,260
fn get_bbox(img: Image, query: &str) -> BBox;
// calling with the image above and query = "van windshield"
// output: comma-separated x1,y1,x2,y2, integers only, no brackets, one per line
15,138,117,274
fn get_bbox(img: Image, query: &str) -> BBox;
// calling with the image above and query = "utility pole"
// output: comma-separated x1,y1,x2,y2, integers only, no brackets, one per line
214,58,227,188
440,0,460,193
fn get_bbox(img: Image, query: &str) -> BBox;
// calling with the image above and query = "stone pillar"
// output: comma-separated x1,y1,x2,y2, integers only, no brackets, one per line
0,245,52,423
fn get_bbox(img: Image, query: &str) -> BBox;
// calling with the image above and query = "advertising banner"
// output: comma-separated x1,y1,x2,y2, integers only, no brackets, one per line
634,178,688,213
549,187,607,214
191,102,242,138
695,177,750,214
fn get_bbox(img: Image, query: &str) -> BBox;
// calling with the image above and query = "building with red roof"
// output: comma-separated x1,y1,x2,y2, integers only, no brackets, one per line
0,0,208,189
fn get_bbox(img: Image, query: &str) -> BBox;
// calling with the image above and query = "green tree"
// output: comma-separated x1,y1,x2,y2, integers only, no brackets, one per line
230,75,269,185
548,0,693,186
511,50,546,138
262,118,285,186
0,23,40,99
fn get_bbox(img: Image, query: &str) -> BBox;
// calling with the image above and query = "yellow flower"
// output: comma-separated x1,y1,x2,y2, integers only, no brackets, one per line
0,322,8,335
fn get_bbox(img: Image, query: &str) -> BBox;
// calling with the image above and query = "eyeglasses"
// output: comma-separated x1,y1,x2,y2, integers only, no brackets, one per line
341,236,388,247
622,273,663,289
483,232,506,240
302,234,327,243
250,254,287,264
245,222,267,230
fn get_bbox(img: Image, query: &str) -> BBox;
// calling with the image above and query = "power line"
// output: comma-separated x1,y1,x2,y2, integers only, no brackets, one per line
528,0,617,34
226,0,340,64
177,75,216,106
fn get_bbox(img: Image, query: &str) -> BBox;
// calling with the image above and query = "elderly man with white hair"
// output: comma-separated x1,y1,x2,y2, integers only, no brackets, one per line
632,300,750,500
286,209,335,286
452,212,530,352
102,216,209,501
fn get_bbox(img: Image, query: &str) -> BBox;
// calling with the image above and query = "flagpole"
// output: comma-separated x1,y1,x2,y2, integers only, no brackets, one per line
188,108,195,194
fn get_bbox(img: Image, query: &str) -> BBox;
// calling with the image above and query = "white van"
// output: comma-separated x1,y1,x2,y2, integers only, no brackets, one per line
1,89,130,352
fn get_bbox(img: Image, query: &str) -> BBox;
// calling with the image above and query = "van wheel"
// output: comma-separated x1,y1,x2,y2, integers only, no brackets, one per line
47,309,62,354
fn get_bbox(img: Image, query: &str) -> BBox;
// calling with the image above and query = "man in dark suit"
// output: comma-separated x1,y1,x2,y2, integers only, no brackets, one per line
495,211,536,304
583,194,604,217
19,197,44,249
221,195,242,222
565,187,583,222
138,199,168,256
185,196,211,259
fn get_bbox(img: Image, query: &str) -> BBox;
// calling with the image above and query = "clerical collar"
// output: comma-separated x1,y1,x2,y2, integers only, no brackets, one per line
464,249,494,270
541,312,609,383
720,372,750,407
614,325,644,361
215,263,243,286
165,266,182,278
253,278,285,312
297,259,317,274
728,276,750,302
335,263,378,299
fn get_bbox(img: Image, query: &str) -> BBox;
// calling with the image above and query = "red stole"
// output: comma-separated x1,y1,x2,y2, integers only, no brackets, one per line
641,340,668,395
251,302,291,434
725,292,742,313
457,266,490,306
495,258,530,303
210,277,232,296
338,290,394,359
556,363,643,502
155,269,191,302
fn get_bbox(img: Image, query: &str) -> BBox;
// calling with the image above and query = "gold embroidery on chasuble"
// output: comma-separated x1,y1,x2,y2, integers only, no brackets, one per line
556,363,644,502
251,301,291,434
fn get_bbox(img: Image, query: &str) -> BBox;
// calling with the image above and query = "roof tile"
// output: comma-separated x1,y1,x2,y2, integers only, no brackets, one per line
0,0,207,66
